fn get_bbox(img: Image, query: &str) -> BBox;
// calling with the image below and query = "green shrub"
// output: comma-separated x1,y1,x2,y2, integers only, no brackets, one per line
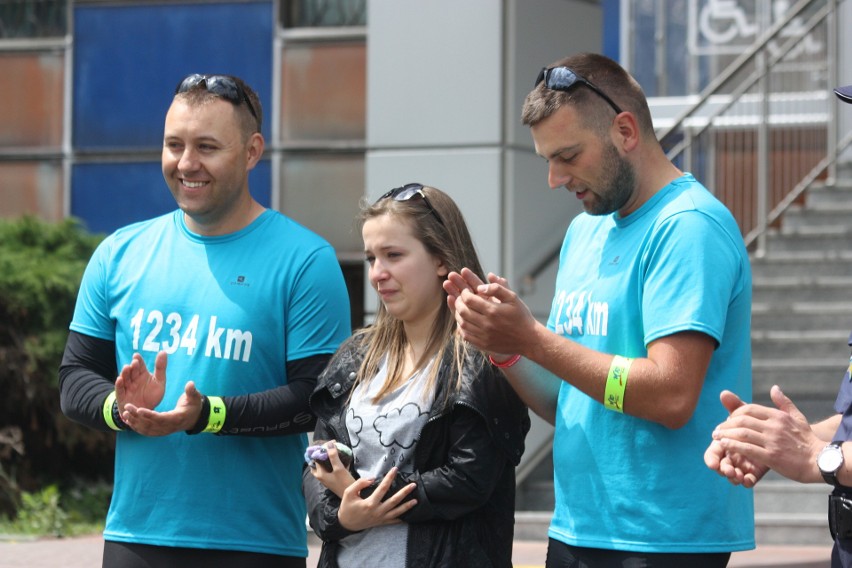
10,485,67,537
0,216,114,521
0,481,110,537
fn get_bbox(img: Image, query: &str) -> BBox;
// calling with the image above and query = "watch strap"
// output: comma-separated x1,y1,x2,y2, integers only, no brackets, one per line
821,441,844,486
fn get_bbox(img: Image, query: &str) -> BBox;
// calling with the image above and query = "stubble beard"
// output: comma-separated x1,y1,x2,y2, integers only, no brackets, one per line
585,142,637,216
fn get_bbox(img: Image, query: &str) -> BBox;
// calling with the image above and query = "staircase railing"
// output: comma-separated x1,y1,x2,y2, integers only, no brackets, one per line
658,0,844,257
520,0,846,293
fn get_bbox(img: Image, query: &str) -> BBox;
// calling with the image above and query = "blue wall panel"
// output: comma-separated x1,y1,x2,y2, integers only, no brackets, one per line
73,1,273,147
71,161,271,235
72,1,273,233
602,0,620,61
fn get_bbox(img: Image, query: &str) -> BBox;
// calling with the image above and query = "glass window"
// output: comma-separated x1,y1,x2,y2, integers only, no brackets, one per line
280,42,366,142
281,0,366,28
0,0,67,38
0,161,63,221
0,52,64,148
278,153,364,254
626,0,829,97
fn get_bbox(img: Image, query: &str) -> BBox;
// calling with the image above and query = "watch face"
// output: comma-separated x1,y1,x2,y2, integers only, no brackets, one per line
820,445,844,472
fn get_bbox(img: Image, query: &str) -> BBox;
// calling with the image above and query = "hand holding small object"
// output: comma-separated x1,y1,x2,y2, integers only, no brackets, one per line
305,440,354,472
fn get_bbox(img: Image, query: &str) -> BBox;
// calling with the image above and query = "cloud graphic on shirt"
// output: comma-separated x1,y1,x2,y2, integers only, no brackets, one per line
373,403,428,448
345,407,364,447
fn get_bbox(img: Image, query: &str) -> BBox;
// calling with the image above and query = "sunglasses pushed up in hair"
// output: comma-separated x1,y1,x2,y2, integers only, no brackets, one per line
377,183,445,227
176,74,260,127
535,66,623,115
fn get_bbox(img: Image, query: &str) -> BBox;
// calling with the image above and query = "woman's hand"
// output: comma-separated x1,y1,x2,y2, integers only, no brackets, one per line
309,440,357,498
337,467,418,532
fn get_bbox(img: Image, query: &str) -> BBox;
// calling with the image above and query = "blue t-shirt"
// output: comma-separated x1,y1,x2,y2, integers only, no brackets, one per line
71,209,351,556
546,174,755,553
831,333,852,564
831,332,852,423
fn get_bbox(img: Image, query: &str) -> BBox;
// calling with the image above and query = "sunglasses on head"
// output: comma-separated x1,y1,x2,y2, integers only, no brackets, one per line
176,74,260,127
535,66,623,115
377,183,445,227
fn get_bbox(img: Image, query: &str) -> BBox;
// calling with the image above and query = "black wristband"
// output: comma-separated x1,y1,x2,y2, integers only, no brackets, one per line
111,401,129,431
185,395,211,435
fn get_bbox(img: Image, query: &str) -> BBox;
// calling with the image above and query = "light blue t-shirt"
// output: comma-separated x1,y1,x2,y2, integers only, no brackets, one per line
546,174,754,553
71,209,351,556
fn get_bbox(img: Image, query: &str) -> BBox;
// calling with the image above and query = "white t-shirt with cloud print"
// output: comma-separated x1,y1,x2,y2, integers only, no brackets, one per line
338,356,436,567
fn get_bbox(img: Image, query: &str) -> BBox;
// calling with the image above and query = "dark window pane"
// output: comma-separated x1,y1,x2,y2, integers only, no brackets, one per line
281,0,366,28
0,0,67,38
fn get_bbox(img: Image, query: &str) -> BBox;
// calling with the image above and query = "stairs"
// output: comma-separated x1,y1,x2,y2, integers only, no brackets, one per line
753,476,833,547
749,178,852,545
751,181,852,422
514,176,852,546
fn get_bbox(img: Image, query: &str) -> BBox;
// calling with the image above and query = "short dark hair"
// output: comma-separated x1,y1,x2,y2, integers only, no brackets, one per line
521,53,655,137
174,74,263,140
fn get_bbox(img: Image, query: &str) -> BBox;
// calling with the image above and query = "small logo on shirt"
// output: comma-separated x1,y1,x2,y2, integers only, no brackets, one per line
609,256,620,265
230,275,251,287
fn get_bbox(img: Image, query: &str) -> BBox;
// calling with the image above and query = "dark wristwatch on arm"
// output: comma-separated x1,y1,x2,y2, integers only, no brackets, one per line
818,442,845,486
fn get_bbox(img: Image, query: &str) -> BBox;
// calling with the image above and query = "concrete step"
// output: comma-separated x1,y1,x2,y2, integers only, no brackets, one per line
511,175,852,548
515,483,836,546
750,358,841,422
751,482,831,547
802,182,852,207
514,511,552,541
751,329,851,360
754,481,831,515
751,251,852,278
766,229,852,254
751,302,852,331
751,358,846,393
754,513,833,547
753,276,852,304
517,479,554,512
783,206,852,231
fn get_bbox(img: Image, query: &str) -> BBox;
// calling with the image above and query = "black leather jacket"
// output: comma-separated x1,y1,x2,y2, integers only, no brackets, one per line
302,335,530,567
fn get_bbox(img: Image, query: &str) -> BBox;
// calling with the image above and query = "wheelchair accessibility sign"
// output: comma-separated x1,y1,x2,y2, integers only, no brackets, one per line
688,0,822,58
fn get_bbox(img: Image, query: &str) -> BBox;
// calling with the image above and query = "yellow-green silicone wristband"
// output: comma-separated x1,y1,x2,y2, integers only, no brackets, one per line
604,356,633,413
103,391,121,431
203,396,226,434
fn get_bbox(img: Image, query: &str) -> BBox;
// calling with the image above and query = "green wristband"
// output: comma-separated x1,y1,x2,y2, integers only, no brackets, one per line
203,396,226,434
102,391,126,431
604,356,633,413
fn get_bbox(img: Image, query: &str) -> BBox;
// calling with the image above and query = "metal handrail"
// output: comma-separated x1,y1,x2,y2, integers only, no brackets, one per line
743,128,852,247
520,0,841,292
658,0,821,148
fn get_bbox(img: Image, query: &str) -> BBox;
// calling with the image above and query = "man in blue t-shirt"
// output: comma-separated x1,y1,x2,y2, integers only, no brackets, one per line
706,84,852,568
59,74,351,568
446,53,753,567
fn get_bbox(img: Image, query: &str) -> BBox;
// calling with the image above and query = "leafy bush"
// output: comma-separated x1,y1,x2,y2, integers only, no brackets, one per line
0,216,113,520
9,485,67,537
0,481,110,537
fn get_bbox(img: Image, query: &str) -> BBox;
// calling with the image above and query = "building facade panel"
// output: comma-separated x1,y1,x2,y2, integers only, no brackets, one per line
0,162,63,220
0,51,64,148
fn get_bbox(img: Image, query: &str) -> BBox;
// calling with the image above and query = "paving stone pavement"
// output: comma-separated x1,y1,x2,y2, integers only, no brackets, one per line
0,534,835,568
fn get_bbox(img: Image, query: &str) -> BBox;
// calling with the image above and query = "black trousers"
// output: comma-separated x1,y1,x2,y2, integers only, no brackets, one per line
102,541,307,568
545,538,731,568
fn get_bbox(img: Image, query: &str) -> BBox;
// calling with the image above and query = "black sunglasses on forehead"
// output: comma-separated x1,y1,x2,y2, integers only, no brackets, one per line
535,66,623,115
175,74,260,126
377,183,446,227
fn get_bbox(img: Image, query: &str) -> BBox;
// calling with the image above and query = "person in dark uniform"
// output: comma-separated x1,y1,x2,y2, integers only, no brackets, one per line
706,85,852,567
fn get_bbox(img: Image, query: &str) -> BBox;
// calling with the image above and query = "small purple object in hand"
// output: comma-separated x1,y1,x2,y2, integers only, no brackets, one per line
304,440,353,472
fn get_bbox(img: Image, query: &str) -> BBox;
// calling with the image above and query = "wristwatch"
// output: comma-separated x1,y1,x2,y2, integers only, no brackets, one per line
818,442,845,486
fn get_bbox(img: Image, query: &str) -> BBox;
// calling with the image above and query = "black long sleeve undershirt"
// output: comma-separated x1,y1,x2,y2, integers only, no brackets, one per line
58,330,329,436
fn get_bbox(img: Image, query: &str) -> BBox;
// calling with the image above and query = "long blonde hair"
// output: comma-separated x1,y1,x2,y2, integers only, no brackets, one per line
354,184,486,406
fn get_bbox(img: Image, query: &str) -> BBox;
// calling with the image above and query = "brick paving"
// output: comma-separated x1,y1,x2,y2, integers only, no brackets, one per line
0,534,834,568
